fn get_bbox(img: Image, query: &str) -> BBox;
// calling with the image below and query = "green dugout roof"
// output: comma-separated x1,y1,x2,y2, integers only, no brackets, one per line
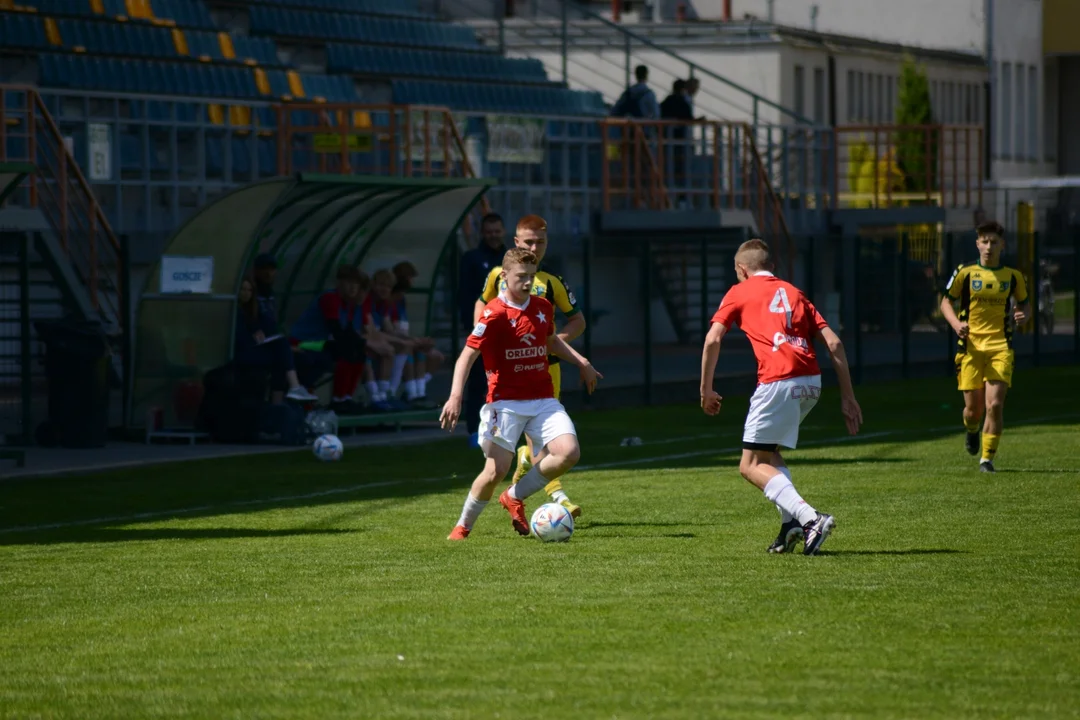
131,173,493,428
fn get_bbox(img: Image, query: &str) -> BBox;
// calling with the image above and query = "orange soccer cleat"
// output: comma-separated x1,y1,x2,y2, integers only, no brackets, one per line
447,525,470,540
499,490,530,536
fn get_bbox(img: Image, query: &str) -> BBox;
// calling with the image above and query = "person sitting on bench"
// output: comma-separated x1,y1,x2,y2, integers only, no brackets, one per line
235,276,317,404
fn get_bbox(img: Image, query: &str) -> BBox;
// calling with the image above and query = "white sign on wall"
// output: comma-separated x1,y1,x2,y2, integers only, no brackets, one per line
160,256,214,294
87,123,111,181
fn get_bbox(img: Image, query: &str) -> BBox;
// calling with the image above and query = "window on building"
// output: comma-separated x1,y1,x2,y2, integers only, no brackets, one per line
1044,61,1057,163
964,84,972,123
886,75,894,123
1001,62,1012,158
813,67,825,124
1028,65,1038,161
847,70,855,121
1015,66,1025,159
876,74,884,123
867,73,875,121
930,80,939,121
856,71,864,120
794,65,806,118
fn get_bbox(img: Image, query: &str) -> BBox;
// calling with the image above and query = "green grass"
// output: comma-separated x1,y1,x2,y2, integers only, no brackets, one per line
2,368,1080,719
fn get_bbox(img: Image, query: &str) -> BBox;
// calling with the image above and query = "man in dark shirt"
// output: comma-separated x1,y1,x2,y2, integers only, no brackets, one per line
253,253,279,329
660,79,694,196
458,212,507,446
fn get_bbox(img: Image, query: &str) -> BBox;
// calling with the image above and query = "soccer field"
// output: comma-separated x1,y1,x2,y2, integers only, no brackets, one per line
2,368,1079,719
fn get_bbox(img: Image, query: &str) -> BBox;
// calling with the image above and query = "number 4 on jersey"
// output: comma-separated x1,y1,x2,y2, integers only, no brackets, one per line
769,287,793,329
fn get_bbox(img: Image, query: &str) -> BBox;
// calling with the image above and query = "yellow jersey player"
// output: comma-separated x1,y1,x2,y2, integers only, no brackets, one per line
474,214,587,517
940,221,1030,473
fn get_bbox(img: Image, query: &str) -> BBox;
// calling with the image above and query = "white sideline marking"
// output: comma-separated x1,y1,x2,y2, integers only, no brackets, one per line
2,412,1077,536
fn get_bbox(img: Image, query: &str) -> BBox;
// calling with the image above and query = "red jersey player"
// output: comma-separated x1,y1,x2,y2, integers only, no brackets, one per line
440,248,602,540
700,239,862,555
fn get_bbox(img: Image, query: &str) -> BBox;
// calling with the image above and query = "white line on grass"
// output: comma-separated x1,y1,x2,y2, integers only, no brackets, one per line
3,412,1077,535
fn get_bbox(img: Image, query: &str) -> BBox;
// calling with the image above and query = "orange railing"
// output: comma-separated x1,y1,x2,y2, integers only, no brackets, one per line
274,102,491,230
600,119,794,275
832,124,983,210
0,85,123,331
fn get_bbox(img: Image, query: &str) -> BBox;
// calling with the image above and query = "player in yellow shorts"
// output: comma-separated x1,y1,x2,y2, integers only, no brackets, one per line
940,221,1030,473
475,214,587,517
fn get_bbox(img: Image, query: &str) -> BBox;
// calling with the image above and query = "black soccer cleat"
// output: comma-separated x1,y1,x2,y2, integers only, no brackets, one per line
802,514,835,556
965,432,980,456
767,519,805,554
979,460,996,473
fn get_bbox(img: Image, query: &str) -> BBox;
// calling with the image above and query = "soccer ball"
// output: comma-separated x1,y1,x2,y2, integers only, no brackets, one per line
312,434,344,462
530,502,575,543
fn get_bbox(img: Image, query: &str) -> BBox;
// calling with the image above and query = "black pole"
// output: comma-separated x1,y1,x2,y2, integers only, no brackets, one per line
449,239,460,360
806,235,816,305
900,233,910,378
643,239,653,406
582,234,592,407
1032,231,1040,367
19,232,32,445
944,232,954,369
1074,229,1080,360
120,233,132,429
699,236,708,341
853,236,863,385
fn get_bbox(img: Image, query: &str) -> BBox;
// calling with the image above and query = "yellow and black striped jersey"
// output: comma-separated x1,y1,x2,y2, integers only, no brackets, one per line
944,262,1029,353
481,266,580,362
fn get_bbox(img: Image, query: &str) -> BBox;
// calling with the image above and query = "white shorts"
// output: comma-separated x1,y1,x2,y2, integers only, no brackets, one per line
478,398,577,455
743,375,821,450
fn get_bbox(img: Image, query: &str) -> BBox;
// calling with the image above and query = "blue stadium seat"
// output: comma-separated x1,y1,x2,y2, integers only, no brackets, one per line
0,13,49,50
389,79,606,116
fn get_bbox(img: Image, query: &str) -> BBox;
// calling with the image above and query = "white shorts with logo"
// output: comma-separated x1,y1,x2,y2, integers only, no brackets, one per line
478,398,577,454
743,375,822,450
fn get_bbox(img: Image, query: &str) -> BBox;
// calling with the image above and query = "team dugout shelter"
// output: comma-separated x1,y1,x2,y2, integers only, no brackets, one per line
130,174,493,430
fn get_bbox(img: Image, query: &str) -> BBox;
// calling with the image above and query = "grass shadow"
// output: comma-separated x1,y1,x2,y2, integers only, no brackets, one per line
0,527,360,546
817,548,969,557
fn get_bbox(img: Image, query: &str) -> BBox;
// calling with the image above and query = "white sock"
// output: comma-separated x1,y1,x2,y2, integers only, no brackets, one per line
378,379,390,396
456,495,488,529
405,379,419,400
550,489,568,503
390,355,409,393
416,376,427,397
365,381,379,401
509,465,547,501
776,467,793,523
424,372,432,383
763,474,817,527
332,395,349,403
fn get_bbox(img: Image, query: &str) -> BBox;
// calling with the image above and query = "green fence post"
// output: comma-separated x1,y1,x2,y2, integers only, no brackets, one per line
900,233,910,379
699,237,708,340
643,238,653,406
450,239,460,360
944,232,954,369
853,235,863,385
19,232,31,445
582,234,592,407
1074,229,1079,360
120,233,132,429
1032,231,1040,367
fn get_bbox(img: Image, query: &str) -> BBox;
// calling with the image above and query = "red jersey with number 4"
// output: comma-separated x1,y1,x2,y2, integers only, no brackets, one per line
712,273,828,385
467,295,556,403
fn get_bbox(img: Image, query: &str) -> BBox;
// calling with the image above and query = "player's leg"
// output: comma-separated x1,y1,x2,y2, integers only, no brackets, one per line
536,363,582,516
449,404,519,539
502,400,580,529
957,351,985,456
463,355,487,447
765,450,804,554
977,349,1014,472
742,379,833,555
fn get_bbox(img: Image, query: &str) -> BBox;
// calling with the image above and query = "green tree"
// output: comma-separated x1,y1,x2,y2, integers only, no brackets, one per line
895,56,937,195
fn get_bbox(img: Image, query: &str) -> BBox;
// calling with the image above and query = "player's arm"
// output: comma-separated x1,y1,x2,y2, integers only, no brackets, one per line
940,265,969,338
551,277,586,344
815,326,862,436
699,322,726,415
440,345,482,432
547,334,602,394
1013,270,1031,326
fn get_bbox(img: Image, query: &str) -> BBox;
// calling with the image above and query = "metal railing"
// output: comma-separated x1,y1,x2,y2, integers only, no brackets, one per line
0,85,124,334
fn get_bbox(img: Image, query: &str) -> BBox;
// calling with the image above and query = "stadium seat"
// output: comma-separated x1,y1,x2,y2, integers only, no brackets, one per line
248,6,485,51
324,44,551,85
0,12,50,49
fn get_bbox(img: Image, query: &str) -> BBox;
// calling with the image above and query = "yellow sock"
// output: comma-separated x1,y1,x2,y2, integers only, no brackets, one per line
544,478,563,496
963,415,980,434
511,446,531,483
981,433,1000,462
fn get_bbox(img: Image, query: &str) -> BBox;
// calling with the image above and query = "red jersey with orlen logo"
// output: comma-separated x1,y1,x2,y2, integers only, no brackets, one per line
711,273,828,385
467,294,556,403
